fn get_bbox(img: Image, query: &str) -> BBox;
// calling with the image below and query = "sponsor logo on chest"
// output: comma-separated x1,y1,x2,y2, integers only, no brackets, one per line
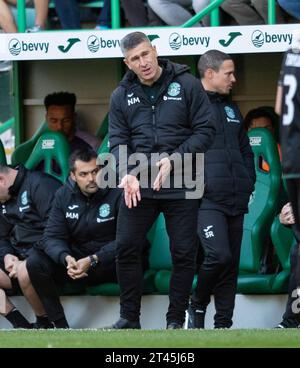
163,82,182,101
19,190,30,212
97,203,114,223
224,106,240,123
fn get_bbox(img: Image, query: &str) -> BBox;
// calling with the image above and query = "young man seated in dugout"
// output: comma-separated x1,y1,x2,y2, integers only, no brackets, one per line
26,148,149,328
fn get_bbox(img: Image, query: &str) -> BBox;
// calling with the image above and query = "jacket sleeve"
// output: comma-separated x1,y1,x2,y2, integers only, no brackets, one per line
32,175,62,221
239,124,256,186
173,78,216,155
94,240,116,267
42,191,72,265
0,215,15,262
109,90,136,179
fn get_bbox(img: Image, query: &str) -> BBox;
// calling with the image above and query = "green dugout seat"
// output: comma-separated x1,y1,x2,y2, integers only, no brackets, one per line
97,133,109,156
86,268,156,297
96,113,108,141
11,121,47,166
0,139,7,165
269,215,296,293
238,128,282,293
86,269,157,296
149,214,198,294
25,131,70,183
58,283,86,296
12,113,109,167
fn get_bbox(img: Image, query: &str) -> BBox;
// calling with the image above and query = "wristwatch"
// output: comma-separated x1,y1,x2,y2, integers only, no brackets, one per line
89,255,99,269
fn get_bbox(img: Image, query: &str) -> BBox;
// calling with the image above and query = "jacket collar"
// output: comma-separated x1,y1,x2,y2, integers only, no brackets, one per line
206,91,231,103
8,165,27,198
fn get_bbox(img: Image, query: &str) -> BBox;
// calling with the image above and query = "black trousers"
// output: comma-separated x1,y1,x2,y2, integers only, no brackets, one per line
191,209,244,328
26,248,117,322
117,197,199,325
282,179,300,326
281,243,300,327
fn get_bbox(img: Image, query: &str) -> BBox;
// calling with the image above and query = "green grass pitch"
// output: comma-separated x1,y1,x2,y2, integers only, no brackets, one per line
0,329,299,348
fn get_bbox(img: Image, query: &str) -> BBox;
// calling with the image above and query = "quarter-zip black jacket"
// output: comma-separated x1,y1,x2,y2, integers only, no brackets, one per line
200,92,256,215
42,177,122,265
0,166,61,262
109,58,216,199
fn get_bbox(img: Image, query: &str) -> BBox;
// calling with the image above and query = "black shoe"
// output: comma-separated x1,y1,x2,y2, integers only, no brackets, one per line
275,321,299,329
52,316,69,329
275,323,287,329
30,322,54,330
167,322,183,329
187,305,205,329
31,321,54,329
31,315,54,329
107,318,141,329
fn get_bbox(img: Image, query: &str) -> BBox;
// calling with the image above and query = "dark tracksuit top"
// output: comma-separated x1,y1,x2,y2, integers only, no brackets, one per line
26,180,122,323
0,165,61,263
192,93,256,327
201,92,256,215
109,58,216,199
278,48,300,285
42,178,122,266
108,58,215,324
278,48,300,179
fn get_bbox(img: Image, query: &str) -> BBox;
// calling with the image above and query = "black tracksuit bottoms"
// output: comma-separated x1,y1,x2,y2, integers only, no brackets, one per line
116,197,199,325
26,248,117,322
285,179,300,288
191,209,244,328
279,177,300,326
281,242,300,327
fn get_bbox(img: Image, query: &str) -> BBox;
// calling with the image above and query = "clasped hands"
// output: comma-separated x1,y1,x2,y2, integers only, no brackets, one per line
65,255,90,280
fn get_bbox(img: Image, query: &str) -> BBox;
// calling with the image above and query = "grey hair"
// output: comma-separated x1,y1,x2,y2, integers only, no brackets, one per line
198,50,232,78
120,31,151,57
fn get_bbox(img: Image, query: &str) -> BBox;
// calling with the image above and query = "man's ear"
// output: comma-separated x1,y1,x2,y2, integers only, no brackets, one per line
0,174,7,189
70,171,76,181
124,58,131,70
205,68,214,80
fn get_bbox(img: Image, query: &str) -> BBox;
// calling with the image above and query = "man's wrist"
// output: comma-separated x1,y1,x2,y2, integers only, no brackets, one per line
88,254,99,269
